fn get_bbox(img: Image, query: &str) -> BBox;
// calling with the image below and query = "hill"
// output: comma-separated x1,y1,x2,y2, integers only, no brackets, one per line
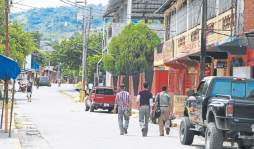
10,4,106,41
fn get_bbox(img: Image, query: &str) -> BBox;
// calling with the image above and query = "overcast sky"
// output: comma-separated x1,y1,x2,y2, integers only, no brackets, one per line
12,0,108,12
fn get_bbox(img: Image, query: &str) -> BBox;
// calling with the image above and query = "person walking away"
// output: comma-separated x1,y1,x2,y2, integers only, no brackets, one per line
113,84,131,135
36,77,40,89
156,86,171,136
27,81,33,102
136,82,153,137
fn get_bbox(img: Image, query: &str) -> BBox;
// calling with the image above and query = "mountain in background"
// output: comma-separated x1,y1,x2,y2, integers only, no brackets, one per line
10,4,106,41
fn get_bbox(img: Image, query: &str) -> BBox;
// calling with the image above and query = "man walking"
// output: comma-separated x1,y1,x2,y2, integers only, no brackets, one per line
113,84,131,135
136,82,153,137
156,86,171,136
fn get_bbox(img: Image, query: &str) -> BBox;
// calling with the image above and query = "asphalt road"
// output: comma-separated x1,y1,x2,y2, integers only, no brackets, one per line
14,84,238,149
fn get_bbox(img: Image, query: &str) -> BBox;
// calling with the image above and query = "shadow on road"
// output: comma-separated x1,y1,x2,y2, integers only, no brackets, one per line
191,144,238,149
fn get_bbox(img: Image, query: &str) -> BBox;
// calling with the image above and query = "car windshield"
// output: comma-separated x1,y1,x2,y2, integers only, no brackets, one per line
96,89,114,95
40,77,48,81
211,79,254,99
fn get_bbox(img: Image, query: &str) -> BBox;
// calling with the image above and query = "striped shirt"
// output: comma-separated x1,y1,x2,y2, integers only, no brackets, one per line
115,91,130,112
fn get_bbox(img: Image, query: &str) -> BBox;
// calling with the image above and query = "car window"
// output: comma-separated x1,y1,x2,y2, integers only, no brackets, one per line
211,79,231,97
96,89,114,95
196,82,205,96
40,77,48,81
232,82,246,98
246,81,254,97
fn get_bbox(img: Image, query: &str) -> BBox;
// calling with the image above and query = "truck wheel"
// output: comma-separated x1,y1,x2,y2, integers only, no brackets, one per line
179,117,194,145
205,122,223,149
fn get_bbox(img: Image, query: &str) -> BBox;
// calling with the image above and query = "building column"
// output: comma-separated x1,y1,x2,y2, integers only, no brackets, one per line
127,0,132,23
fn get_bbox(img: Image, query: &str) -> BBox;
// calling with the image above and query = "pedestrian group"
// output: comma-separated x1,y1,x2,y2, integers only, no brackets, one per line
114,82,172,137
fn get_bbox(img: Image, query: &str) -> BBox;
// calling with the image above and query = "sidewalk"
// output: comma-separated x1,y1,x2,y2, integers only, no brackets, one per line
0,102,22,149
0,127,21,149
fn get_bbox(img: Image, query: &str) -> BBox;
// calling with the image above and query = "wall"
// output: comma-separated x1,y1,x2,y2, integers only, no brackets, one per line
244,0,254,32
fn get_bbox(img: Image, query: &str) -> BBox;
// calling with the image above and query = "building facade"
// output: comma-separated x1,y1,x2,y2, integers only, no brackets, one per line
153,0,254,95
104,0,168,92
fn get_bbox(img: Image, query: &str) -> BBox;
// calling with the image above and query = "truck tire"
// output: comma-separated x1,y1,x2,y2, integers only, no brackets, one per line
179,117,194,145
205,122,223,149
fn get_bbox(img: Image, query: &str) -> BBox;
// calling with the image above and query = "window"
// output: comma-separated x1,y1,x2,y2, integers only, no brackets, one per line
176,2,187,34
232,82,245,98
246,81,254,97
96,89,114,95
188,0,202,29
197,82,205,96
219,0,232,14
169,9,176,39
211,79,231,97
207,0,216,19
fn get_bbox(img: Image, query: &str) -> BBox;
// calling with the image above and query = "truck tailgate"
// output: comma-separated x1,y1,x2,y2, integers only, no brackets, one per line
234,99,254,121
94,95,116,105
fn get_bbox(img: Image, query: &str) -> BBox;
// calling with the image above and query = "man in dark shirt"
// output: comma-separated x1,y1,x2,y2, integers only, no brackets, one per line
27,81,33,102
136,82,153,137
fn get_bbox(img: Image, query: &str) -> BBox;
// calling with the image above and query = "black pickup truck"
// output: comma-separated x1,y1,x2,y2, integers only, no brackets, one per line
180,76,254,149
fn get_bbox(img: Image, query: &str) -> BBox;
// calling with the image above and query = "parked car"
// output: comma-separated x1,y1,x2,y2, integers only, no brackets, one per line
85,87,116,113
180,76,254,149
38,76,51,87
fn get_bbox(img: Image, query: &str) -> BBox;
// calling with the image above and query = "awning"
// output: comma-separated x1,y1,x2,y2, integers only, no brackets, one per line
0,54,21,80
214,37,247,55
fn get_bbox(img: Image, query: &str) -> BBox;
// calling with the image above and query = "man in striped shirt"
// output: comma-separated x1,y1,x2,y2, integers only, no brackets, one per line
113,84,131,135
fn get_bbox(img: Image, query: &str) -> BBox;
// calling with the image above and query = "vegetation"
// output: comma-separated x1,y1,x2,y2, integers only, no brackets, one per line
10,5,105,40
103,23,160,87
0,1,37,66
8,23,37,65
49,32,104,83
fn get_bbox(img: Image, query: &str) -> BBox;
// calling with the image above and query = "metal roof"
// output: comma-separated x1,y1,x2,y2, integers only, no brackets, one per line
154,0,176,14
104,0,168,19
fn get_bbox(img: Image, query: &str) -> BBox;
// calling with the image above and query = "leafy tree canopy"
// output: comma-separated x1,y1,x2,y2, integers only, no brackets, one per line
49,32,104,83
103,23,160,76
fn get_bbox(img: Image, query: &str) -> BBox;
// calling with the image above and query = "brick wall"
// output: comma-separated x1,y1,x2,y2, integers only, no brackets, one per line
244,0,254,32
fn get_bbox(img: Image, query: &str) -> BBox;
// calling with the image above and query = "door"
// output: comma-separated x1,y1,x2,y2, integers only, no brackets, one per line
188,81,208,124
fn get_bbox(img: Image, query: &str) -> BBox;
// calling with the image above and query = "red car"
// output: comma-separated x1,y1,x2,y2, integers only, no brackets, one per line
85,87,116,112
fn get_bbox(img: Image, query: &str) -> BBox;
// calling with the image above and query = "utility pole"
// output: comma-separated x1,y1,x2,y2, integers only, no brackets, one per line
3,0,9,133
200,0,207,81
81,0,88,91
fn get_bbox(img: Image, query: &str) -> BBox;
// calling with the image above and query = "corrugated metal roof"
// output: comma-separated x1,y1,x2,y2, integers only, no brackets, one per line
154,0,176,14
104,0,168,19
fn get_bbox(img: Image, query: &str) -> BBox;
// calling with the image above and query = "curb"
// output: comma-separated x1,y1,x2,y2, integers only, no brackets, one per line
59,90,80,102
13,112,22,149
14,129,22,149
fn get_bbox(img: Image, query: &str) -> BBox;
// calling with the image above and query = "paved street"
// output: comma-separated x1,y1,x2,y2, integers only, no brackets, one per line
13,84,237,149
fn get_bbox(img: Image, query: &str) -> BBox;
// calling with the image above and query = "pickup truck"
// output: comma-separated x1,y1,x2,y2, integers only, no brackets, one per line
180,76,254,149
85,87,116,113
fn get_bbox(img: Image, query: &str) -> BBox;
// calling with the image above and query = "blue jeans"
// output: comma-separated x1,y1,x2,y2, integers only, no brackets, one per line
118,110,130,133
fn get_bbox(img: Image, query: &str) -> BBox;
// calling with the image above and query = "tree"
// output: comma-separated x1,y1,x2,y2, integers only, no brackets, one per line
50,32,104,83
103,23,160,88
0,0,4,53
8,23,36,65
